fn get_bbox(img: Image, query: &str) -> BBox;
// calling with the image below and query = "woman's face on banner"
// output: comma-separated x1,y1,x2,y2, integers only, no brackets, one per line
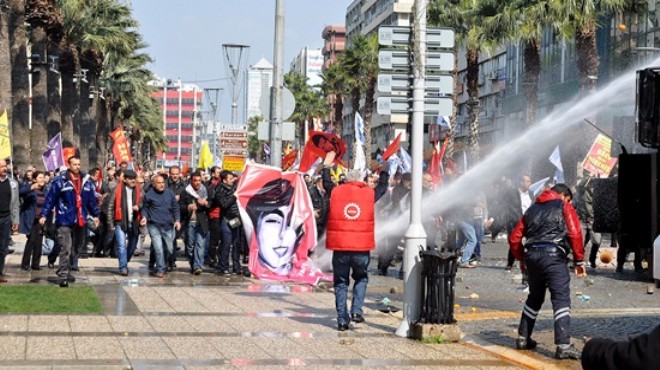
257,205,298,274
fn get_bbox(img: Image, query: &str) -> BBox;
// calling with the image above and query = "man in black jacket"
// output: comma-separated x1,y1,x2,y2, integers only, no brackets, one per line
215,170,242,275
581,324,660,370
309,176,328,239
179,171,209,275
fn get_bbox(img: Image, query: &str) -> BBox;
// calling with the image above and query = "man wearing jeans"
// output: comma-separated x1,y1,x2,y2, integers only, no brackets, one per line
141,174,180,278
180,171,209,275
107,170,142,276
215,170,241,275
325,169,375,331
40,156,100,287
0,160,20,282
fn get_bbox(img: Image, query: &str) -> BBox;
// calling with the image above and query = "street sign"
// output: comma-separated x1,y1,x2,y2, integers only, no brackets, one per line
219,131,248,138
259,87,296,121
221,149,248,157
378,73,453,93
378,50,409,70
220,138,247,149
378,26,455,49
222,156,245,171
427,52,455,72
377,96,453,116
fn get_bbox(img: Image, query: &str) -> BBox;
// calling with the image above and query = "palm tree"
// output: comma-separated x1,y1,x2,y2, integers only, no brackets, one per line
284,71,328,146
339,33,379,161
320,61,346,137
56,0,139,167
8,0,29,168
26,0,58,167
430,0,494,164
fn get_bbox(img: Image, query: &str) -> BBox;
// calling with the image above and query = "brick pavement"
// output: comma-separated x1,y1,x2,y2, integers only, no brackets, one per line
1,235,657,369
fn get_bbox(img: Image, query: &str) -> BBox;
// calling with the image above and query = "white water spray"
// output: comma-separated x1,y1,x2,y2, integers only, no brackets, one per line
372,59,656,249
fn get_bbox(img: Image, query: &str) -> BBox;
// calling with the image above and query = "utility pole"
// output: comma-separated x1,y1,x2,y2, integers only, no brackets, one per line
269,0,284,168
396,0,427,338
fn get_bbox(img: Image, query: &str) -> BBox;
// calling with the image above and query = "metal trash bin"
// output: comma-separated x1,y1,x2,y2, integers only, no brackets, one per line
419,248,458,324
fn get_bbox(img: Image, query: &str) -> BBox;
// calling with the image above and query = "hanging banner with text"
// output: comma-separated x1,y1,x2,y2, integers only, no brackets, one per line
110,127,133,164
581,134,618,177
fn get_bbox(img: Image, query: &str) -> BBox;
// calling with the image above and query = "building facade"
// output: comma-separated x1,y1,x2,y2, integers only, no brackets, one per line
322,24,346,70
245,58,273,121
290,47,324,87
344,0,414,157
150,78,202,167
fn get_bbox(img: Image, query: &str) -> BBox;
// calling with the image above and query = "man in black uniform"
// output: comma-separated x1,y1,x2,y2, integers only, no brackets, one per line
509,184,586,360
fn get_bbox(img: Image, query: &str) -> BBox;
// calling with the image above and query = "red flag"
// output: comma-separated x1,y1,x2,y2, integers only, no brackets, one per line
299,131,347,172
426,146,442,187
62,147,77,163
282,149,298,171
382,133,402,160
110,126,132,163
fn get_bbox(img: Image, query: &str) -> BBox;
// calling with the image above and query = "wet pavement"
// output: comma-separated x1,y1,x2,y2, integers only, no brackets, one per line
0,235,657,369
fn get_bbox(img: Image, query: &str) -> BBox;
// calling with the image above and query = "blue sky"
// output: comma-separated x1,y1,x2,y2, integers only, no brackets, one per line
131,0,351,123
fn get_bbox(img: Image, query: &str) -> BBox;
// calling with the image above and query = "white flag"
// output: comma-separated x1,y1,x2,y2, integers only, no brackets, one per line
354,113,365,146
399,147,412,173
549,146,564,183
353,144,366,172
529,177,550,197
388,155,400,179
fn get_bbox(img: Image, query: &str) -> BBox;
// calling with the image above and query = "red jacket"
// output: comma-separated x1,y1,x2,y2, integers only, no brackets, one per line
509,189,584,262
326,181,375,252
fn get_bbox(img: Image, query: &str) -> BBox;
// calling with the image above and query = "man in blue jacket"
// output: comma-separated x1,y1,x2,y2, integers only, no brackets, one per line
40,156,100,287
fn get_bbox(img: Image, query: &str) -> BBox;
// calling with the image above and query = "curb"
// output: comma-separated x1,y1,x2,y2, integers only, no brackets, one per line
463,335,571,370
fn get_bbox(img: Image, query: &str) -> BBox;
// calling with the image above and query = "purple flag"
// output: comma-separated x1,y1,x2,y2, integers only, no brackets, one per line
42,133,63,171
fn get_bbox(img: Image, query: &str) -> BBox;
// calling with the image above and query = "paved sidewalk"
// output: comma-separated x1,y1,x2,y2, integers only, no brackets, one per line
0,236,527,370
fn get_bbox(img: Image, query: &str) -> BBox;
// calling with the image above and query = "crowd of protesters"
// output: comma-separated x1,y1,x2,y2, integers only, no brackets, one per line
0,156,252,287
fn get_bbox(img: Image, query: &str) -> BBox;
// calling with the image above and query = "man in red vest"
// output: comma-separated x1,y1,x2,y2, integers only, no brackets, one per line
325,169,375,331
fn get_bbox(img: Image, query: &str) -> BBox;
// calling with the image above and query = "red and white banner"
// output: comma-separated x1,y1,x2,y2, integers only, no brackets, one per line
110,127,132,164
581,134,617,177
236,163,330,285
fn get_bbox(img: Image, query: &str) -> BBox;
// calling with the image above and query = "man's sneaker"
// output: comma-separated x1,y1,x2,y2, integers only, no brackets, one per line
555,344,581,360
458,262,475,269
193,268,203,275
59,280,68,288
120,268,128,276
351,314,365,323
515,337,537,350
155,272,164,278
337,323,349,331
67,275,76,283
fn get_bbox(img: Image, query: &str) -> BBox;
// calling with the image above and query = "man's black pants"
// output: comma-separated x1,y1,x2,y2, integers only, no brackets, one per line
518,245,571,345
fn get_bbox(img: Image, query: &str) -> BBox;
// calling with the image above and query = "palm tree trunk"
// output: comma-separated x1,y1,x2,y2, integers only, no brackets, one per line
523,39,541,176
8,0,29,168
78,57,95,169
96,99,110,167
523,40,540,127
333,93,343,138
47,41,61,140
0,11,11,164
446,46,459,161
466,47,480,166
59,42,78,148
30,26,48,167
576,19,599,94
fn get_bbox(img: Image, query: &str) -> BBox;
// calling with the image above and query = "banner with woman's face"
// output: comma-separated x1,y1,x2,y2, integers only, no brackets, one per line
236,163,331,285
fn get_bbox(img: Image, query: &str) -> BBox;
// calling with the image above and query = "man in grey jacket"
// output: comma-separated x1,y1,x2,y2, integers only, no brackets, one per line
0,160,20,282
